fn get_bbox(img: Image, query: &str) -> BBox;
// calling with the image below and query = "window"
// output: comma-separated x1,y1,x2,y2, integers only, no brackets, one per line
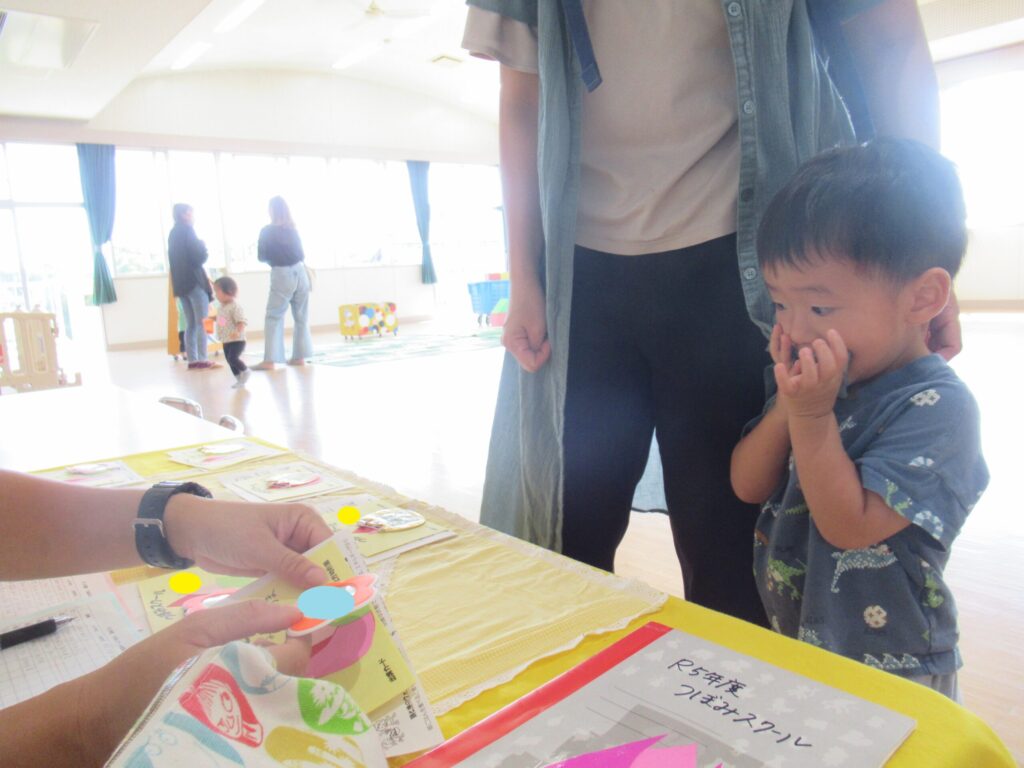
111,149,169,275
430,163,505,277
96,146,504,277
167,151,226,269
0,143,94,335
941,71,1024,228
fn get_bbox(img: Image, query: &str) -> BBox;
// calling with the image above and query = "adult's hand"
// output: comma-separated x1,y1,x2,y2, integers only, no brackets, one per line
927,287,962,361
1,601,306,768
165,497,333,589
503,277,551,373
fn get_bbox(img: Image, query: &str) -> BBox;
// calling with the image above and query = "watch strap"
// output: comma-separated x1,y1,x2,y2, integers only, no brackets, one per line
134,481,211,569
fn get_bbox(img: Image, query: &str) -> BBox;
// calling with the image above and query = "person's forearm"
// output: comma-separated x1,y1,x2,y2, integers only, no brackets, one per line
787,414,870,548
499,65,544,290
0,678,94,767
843,0,940,148
0,470,148,579
730,404,791,504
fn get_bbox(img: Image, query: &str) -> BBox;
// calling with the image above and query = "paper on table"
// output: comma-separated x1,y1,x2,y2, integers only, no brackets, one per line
308,495,456,563
0,593,143,708
218,461,355,502
165,440,286,470
0,573,115,622
34,460,143,488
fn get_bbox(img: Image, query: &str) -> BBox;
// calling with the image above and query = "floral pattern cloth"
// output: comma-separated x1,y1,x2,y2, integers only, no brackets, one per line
750,354,989,677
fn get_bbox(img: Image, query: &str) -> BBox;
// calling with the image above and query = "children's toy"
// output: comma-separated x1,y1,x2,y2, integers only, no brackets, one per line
0,310,81,393
338,302,399,339
467,277,510,326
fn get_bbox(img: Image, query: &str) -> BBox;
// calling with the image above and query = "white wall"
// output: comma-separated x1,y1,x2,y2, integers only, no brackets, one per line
103,264,436,348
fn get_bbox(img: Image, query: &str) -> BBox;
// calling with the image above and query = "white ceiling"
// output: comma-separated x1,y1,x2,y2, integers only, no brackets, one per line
0,0,1021,124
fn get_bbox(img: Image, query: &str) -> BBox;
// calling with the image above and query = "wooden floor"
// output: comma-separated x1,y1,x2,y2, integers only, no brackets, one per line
81,314,1022,762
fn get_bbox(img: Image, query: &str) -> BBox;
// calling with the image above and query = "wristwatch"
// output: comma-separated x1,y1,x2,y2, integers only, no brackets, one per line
134,481,211,569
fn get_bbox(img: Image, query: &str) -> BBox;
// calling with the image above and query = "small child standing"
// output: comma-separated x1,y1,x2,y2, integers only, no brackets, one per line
213,276,249,388
730,139,988,701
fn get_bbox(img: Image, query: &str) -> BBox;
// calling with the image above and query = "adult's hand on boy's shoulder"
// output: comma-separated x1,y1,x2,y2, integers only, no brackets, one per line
928,289,962,361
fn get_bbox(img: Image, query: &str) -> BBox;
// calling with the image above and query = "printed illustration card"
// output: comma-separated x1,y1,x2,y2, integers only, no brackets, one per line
35,460,143,488
137,568,254,633
410,622,916,768
219,461,355,502
165,439,287,470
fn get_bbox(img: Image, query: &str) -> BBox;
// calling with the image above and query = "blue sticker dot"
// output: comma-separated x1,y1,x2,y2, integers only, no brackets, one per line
297,586,355,621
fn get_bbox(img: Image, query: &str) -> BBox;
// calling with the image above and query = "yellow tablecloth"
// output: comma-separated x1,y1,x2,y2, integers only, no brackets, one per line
45,442,1015,767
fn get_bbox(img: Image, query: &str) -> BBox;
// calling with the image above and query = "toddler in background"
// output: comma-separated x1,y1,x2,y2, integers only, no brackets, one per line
213,276,249,388
730,138,988,701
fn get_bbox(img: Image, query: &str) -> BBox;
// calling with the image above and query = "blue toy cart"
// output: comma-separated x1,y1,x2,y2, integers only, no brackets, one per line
467,279,510,325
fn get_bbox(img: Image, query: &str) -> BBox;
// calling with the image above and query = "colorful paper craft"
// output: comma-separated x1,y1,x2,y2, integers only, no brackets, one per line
227,534,414,716
35,460,143,488
361,508,426,532
544,736,703,768
165,440,286,470
219,461,354,502
289,575,377,636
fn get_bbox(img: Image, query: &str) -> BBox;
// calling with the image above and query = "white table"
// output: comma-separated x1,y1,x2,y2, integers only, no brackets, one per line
0,386,232,471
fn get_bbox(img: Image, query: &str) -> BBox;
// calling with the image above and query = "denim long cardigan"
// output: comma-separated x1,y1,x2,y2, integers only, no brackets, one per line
469,0,868,549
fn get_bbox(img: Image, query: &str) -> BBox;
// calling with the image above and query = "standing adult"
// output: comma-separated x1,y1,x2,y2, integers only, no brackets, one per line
462,1,957,625
253,196,313,370
168,203,219,370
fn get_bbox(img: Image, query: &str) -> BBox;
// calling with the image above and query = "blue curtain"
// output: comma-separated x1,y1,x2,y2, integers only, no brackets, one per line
406,160,437,284
76,143,118,305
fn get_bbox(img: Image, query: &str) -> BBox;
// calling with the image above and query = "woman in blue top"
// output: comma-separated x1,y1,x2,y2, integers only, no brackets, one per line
253,196,314,370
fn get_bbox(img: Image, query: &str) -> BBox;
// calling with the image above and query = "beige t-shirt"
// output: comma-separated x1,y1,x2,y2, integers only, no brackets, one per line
463,3,739,256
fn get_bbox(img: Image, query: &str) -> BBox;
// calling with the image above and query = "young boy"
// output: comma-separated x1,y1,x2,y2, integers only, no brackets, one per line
730,139,988,700
213,276,249,388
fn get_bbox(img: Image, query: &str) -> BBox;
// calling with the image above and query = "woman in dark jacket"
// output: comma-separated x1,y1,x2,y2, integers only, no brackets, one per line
252,196,313,369
168,203,219,370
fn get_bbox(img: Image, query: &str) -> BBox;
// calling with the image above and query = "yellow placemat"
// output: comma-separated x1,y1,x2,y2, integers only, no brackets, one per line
385,506,667,713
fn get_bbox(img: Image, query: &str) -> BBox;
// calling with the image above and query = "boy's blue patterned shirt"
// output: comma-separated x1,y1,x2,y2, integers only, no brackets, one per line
752,354,989,677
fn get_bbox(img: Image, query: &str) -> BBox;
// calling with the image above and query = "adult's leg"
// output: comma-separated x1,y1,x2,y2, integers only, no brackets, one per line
647,235,770,626
263,266,295,364
561,247,657,572
181,287,209,363
289,264,314,362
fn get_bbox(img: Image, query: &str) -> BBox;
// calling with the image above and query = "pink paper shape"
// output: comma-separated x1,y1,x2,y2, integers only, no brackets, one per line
544,736,700,768
306,610,376,677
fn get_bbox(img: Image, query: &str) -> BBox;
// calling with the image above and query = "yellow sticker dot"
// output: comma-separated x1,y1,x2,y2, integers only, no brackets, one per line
337,506,361,526
168,572,203,595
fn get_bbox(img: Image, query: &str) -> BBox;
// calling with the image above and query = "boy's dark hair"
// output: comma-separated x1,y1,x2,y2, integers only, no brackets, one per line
756,138,967,281
214,276,238,296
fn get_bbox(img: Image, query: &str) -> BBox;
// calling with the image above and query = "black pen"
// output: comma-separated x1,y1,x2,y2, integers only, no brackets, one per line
0,616,75,650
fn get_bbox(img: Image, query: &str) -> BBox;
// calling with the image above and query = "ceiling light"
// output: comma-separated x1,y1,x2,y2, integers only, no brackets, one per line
171,42,212,71
215,0,266,34
332,42,381,71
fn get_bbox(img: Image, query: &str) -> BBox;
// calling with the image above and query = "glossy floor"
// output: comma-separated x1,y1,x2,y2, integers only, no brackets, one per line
80,313,1023,761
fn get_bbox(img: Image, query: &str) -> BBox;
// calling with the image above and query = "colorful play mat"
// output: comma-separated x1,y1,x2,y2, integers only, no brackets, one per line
304,330,503,368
